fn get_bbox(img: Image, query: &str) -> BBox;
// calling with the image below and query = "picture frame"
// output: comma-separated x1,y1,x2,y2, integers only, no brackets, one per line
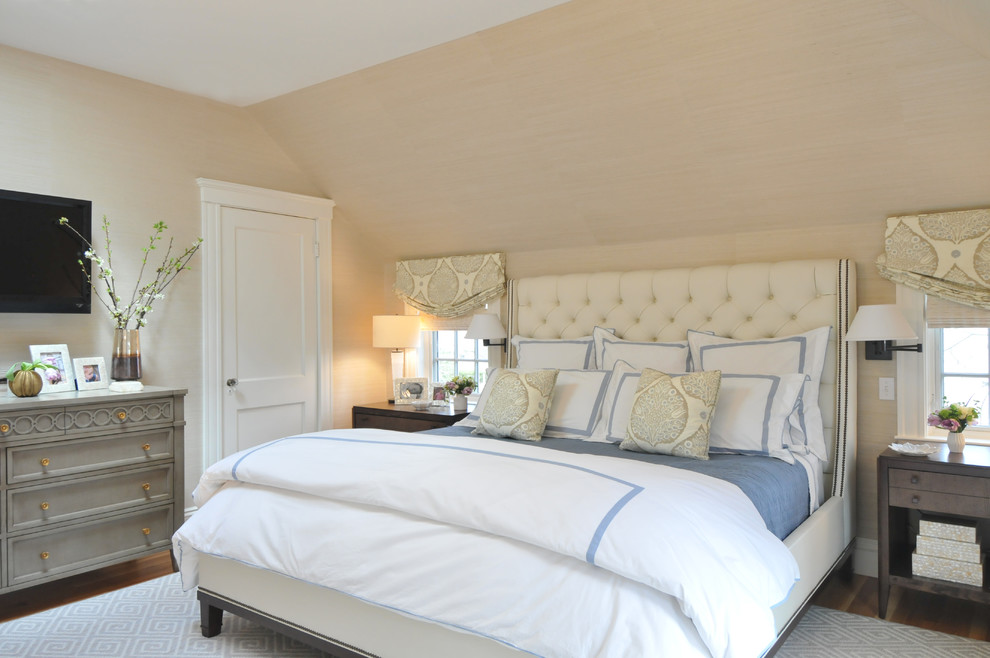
394,377,429,405
431,384,448,406
28,344,76,394
73,356,109,391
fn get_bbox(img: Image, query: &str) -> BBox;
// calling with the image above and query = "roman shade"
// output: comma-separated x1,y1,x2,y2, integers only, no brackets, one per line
394,252,505,318
876,209,990,311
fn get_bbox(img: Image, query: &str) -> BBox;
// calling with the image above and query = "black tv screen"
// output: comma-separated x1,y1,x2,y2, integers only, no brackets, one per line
0,189,92,314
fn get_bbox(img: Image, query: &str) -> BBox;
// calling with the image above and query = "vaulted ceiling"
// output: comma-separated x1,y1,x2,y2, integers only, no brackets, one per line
3,0,990,262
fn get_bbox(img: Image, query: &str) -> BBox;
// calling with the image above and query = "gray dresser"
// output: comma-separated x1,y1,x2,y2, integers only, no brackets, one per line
0,386,185,593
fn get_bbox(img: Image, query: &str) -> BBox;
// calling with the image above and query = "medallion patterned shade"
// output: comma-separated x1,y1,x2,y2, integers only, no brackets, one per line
876,208,990,310
394,252,505,318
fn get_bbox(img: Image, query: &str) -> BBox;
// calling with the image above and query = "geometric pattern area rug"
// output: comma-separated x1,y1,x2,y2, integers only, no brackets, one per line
0,574,328,657
777,605,990,657
1,573,988,657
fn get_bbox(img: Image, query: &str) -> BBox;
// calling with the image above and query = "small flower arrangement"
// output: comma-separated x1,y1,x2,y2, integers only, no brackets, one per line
443,375,476,397
928,399,980,433
59,216,203,330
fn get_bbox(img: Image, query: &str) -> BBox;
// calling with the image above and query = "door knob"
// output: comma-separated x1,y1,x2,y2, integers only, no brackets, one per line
226,378,238,387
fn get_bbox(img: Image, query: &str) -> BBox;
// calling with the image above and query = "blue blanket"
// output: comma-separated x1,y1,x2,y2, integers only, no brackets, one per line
424,426,808,539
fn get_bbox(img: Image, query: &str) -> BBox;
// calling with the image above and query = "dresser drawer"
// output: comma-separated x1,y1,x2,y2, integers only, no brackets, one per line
7,429,173,484
889,486,990,517
0,409,65,441
890,468,990,497
8,505,173,586
7,464,174,532
62,397,175,434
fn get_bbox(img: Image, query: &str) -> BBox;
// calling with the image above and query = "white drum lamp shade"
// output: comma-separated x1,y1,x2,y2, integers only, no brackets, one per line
845,304,922,360
373,315,421,399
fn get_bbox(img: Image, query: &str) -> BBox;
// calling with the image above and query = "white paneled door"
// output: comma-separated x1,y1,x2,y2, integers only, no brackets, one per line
220,206,319,454
199,178,334,470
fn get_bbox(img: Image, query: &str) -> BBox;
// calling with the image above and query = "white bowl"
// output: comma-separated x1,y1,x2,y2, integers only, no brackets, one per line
411,399,431,410
889,442,938,456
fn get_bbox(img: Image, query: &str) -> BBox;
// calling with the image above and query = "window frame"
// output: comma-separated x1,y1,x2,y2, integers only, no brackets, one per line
422,329,490,400
895,286,990,444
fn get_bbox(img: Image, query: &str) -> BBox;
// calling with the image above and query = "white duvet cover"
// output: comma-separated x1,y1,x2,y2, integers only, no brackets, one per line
174,429,799,658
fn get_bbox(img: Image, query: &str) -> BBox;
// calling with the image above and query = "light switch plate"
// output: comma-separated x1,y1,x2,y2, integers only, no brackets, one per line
879,377,895,401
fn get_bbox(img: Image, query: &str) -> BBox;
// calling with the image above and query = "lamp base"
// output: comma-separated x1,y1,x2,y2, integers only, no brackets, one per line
389,349,404,403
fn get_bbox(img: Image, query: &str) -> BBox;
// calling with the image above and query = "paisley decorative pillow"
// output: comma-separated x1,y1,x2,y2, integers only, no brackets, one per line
473,369,559,441
620,369,721,460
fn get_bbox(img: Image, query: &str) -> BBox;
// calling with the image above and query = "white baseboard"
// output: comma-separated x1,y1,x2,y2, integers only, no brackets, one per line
184,506,198,522
853,537,878,578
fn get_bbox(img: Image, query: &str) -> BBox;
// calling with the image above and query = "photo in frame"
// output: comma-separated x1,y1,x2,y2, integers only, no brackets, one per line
431,384,449,407
28,344,76,393
73,356,109,391
394,377,429,405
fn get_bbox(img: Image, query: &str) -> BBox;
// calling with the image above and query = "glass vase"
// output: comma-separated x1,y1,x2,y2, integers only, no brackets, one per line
111,328,142,381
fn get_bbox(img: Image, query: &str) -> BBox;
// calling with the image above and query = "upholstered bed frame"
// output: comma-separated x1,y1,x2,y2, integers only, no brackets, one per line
195,258,857,657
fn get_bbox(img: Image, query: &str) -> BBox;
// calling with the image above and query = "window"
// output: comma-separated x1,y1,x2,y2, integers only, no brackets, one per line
431,330,489,393
895,287,990,442
935,328,989,428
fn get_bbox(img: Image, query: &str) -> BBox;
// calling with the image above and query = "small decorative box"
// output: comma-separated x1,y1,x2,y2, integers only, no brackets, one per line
919,517,979,544
912,551,984,587
916,535,982,564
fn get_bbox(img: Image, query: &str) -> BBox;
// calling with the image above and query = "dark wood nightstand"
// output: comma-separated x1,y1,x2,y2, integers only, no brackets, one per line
877,444,990,618
352,401,471,432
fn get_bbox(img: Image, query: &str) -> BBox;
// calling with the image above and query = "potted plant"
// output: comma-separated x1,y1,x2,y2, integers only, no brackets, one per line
443,375,477,412
928,398,980,453
5,360,58,398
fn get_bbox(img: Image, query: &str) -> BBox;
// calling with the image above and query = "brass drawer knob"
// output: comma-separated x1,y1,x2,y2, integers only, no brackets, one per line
0,423,9,433
142,483,151,491
141,527,151,536
117,411,127,421
40,502,50,511
40,458,50,467
142,443,151,452
40,552,50,560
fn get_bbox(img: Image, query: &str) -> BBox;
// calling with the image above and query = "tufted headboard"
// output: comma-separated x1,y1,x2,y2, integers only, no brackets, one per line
507,259,857,504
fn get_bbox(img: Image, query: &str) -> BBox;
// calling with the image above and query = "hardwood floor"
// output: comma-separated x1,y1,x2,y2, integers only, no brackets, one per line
1,551,987,644
0,551,175,623
811,571,990,642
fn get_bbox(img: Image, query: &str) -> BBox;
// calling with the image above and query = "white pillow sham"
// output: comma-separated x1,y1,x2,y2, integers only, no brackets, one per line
512,335,596,369
592,326,691,373
589,360,646,443
458,368,612,440
708,373,807,464
687,326,831,461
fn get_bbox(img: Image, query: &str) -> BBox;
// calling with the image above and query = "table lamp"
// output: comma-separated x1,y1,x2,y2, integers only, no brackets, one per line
373,315,422,400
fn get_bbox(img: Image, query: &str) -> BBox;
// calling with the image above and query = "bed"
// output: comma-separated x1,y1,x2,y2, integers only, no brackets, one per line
173,258,857,658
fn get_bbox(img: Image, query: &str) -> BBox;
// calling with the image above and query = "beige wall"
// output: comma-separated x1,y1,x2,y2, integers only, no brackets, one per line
8,0,990,556
0,46,390,507
244,0,990,555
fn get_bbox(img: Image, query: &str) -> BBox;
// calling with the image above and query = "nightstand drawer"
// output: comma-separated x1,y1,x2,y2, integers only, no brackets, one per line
889,486,990,516
353,412,450,432
891,468,990,497
7,429,173,484
8,464,174,532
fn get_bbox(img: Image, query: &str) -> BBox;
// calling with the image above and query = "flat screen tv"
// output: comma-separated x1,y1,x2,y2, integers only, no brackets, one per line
0,188,92,314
